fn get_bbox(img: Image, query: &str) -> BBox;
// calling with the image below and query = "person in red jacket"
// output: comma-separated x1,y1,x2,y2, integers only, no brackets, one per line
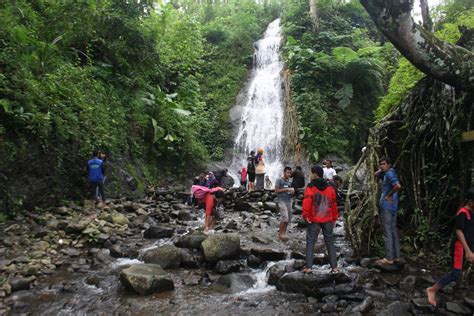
302,165,339,274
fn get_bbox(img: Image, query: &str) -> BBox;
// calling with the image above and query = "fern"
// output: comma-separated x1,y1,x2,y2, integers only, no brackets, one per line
335,83,353,109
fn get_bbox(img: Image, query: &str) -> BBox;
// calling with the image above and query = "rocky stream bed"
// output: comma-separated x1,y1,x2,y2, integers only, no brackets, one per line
1,188,474,315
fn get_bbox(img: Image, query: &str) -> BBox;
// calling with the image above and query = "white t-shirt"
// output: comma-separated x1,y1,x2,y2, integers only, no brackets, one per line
323,167,337,180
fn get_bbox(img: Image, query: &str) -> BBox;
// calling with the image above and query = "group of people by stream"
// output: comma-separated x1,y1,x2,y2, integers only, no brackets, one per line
86,148,474,307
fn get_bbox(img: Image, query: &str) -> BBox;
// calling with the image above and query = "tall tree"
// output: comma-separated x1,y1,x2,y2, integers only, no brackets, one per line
419,0,433,31
360,0,474,91
309,0,319,33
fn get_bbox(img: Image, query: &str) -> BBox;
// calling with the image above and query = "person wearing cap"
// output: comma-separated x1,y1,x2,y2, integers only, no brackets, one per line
302,165,339,274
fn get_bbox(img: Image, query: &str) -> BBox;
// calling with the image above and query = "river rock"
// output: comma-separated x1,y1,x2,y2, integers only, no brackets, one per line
175,231,207,249
106,213,129,226
214,273,255,292
61,248,81,257
247,254,263,268
65,221,89,234
399,275,417,289
446,302,471,314
411,298,434,313
234,200,252,212
9,276,36,292
180,249,200,269
143,226,174,239
352,296,373,313
263,202,278,212
250,248,286,261
143,245,182,269
378,301,411,316
201,233,240,263
119,264,174,295
177,210,193,221
216,260,241,274
276,271,352,298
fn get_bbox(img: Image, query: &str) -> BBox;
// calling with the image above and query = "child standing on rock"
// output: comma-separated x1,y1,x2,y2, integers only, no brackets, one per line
427,187,474,306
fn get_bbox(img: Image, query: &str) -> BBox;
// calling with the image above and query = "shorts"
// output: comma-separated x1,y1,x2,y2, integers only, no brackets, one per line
248,172,256,182
278,200,292,223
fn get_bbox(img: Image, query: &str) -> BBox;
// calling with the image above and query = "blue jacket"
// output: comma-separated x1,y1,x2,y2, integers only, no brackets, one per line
87,157,104,183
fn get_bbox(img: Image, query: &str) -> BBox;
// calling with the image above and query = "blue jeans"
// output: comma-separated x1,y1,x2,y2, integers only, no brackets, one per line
381,209,400,260
306,222,337,269
438,269,462,288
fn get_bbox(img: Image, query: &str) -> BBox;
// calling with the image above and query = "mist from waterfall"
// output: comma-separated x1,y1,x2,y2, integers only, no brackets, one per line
231,19,284,187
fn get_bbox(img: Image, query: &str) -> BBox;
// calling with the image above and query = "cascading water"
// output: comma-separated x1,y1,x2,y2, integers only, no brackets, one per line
231,19,284,186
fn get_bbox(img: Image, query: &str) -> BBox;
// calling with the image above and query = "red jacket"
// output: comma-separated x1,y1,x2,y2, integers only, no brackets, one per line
302,179,338,223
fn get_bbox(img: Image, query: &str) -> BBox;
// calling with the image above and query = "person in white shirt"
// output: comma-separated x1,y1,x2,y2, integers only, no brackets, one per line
323,159,337,180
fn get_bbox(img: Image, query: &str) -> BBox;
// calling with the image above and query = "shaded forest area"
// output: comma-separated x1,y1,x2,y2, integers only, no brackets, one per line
0,0,280,213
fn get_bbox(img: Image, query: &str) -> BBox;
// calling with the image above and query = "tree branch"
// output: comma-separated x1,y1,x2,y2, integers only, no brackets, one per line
419,0,433,31
360,0,474,91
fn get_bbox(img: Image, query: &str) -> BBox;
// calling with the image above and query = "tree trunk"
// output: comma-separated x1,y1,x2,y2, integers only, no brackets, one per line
419,0,433,31
360,0,474,91
309,0,319,33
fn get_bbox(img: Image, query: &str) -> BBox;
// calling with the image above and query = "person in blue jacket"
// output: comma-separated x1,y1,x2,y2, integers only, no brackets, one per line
87,150,106,207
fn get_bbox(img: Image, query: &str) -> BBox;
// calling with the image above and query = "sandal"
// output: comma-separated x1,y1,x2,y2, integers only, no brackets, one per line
302,268,313,274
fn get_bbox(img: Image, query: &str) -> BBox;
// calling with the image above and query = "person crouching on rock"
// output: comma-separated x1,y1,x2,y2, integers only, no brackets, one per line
204,189,225,234
302,166,339,274
427,187,474,306
275,166,294,241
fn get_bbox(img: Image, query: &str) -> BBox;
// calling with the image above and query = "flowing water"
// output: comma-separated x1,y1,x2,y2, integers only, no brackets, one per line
231,19,284,187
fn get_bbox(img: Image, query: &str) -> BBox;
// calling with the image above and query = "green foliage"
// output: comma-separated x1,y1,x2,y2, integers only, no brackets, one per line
375,5,474,120
283,2,390,160
0,0,281,212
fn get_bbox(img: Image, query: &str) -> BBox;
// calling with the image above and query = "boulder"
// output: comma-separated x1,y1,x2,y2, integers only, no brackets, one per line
201,233,240,263
119,264,174,295
143,226,174,239
107,213,129,226
9,276,36,292
216,260,241,274
247,254,263,268
143,245,182,269
177,211,193,221
250,248,286,261
175,231,207,249
276,271,353,298
214,273,255,292
445,302,472,314
234,200,252,212
378,301,411,316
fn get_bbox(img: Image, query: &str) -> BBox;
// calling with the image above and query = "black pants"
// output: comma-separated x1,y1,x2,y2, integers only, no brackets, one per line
90,181,105,202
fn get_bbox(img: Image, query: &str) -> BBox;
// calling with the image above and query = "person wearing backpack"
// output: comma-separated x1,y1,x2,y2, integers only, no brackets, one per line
302,165,339,274
255,147,266,190
247,151,256,191
87,149,106,208
427,187,474,306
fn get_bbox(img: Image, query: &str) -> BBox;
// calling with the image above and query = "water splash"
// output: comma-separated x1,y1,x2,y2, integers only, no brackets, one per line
231,19,284,186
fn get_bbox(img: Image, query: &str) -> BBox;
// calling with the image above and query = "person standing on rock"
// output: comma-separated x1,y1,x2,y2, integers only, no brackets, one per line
247,151,256,191
375,157,402,265
275,166,295,241
291,166,306,192
96,150,108,201
203,188,225,234
322,159,337,181
427,188,474,306
238,166,248,190
302,165,339,274
87,149,106,208
255,147,266,190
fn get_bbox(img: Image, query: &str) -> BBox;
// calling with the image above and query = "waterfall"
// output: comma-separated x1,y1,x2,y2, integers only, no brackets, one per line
231,19,284,186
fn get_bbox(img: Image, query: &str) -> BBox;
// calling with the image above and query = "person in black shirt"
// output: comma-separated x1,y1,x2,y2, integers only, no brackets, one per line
291,166,305,192
247,151,256,191
427,187,474,306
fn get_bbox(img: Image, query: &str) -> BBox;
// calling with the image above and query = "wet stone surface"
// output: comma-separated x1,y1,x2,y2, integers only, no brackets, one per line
0,187,473,315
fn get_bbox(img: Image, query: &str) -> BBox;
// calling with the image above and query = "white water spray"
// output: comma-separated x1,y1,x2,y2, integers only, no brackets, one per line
231,19,284,186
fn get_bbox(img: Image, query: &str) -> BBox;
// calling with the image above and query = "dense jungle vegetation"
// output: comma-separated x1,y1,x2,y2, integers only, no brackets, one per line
0,0,280,212
0,0,472,223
